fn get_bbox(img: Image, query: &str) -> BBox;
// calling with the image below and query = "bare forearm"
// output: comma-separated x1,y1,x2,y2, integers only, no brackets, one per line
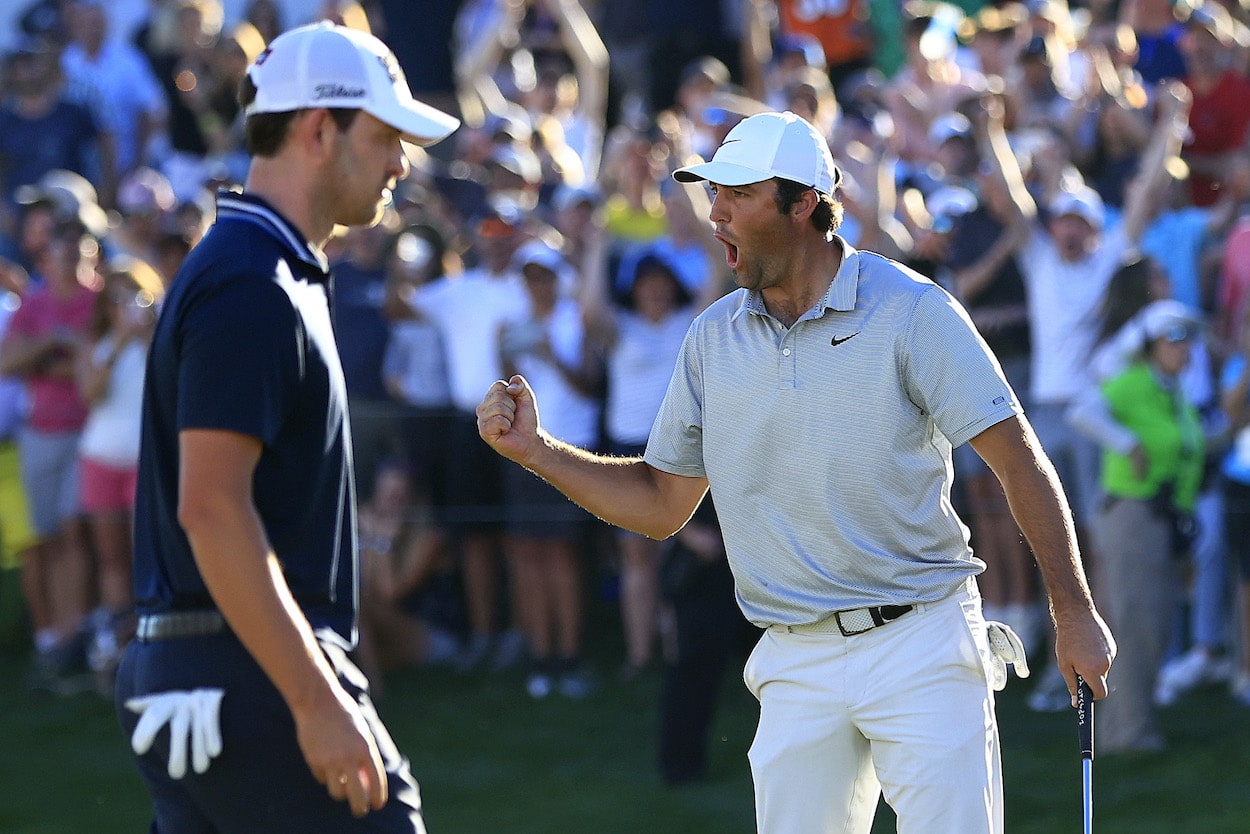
1000,452,1095,618
182,503,340,716
0,336,60,376
525,433,706,539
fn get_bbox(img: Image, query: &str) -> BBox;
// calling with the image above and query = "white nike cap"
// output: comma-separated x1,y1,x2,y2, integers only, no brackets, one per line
673,111,841,196
245,22,459,147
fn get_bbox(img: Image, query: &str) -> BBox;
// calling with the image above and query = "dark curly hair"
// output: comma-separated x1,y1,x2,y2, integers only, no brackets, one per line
773,178,844,238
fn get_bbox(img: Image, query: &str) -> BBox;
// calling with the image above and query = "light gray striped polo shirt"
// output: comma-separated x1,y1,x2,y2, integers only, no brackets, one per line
644,237,1021,627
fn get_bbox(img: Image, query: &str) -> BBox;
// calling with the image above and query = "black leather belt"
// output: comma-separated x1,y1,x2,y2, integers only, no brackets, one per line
135,611,227,641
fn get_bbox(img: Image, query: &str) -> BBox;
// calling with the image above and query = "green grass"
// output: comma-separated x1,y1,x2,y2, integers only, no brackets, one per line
1,597,1248,833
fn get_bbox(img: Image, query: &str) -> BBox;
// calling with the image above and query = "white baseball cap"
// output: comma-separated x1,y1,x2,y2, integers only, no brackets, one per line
245,22,459,147
673,111,841,196
1140,299,1201,343
1049,185,1105,230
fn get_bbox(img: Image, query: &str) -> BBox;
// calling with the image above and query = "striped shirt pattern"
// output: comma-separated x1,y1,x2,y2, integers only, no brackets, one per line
644,238,1021,626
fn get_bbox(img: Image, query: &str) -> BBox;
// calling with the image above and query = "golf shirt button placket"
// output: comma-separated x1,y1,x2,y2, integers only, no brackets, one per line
783,348,791,356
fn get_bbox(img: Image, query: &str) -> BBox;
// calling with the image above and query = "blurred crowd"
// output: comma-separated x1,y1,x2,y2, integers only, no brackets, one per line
2,0,1250,777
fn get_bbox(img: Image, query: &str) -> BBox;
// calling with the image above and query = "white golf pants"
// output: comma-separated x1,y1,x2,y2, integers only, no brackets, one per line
744,580,1004,834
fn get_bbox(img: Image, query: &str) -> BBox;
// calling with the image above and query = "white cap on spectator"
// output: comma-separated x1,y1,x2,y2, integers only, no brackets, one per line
15,169,109,237
487,145,542,184
926,185,978,228
512,239,576,293
1049,186,1105,230
512,239,565,274
929,113,973,145
552,183,602,212
673,111,841,196
245,22,459,146
118,167,176,215
1140,299,1201,343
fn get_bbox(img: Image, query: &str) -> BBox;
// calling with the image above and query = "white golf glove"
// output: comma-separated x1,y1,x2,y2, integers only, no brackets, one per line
125,688,225,779
985,621,1031,692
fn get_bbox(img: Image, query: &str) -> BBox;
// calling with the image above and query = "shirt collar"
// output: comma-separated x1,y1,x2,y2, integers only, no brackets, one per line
214,190,331,279
731,235,861,322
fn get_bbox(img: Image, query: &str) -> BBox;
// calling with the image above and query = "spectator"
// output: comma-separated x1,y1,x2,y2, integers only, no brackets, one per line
882,2,985,178
195,21,267,185
0,38,115,216
407,203,530,673
945,108,1037,647
1081,257,1230,709
0,218,100,692
656,495,757,784
548,181,602,269
662,56,732,162
598,120,669,268
73,256,163,681
515,0,610,182
771,0,876,94
1074,34,1157,211
1177,0,1250,207
381,223,456,534
111,166,178,266
242,0,283,44
141,0,224,202
989,83,1178,709
1136,106,1246,316
775,65,839,142
643,0,742,116
355,460,461,699
1068,300,1206,752
961,3,1028,89
1125,0,1188,84
60,0,168,180
1010,33,1081,142
0,256,38,669
4,189,63,274
1218,305,1250,708
500,240,602,698
580,185,725,678
330,219,406,503
151,228,194,288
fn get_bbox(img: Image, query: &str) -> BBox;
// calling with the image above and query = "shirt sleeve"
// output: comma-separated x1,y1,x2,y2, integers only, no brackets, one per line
176,276,303,444
900,285,1020,448
643,321,707,477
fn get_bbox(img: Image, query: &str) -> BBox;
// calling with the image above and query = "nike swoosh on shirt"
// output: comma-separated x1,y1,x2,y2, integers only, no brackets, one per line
831,333,860,347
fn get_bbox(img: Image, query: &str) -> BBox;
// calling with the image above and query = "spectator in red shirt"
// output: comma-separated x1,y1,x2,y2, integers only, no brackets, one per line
1178,2,1250,206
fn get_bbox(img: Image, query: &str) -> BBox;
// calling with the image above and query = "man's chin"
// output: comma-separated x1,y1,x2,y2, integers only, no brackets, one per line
339,203,386,230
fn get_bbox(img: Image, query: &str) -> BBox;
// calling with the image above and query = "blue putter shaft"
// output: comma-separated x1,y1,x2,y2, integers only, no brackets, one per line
1077,675,1094,834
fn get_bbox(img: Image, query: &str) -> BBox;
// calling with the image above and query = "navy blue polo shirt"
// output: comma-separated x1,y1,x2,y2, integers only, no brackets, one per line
132,191,359,648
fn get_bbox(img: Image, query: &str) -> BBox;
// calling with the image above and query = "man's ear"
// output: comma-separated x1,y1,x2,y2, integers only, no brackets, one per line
791,188,819,222
293,108,338,160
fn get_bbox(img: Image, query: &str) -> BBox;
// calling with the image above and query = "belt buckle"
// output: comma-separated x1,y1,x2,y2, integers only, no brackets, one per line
833,608,875,636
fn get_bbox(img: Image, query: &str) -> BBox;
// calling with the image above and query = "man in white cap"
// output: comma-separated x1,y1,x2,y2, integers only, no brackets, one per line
116,22,457,831
478,110,1115,832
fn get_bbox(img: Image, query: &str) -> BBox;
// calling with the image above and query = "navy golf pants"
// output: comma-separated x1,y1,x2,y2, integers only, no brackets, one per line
115,631,425,833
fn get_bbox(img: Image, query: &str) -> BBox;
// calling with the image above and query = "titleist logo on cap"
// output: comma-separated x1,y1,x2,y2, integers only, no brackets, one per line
314,83,366,99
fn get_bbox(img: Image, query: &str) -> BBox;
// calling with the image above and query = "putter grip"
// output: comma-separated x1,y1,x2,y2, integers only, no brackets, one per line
1077,675,1094,760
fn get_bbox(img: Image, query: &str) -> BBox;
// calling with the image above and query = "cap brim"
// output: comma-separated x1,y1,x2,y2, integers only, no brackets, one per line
673,161,775,188
13,184,49,206
373,95,460,147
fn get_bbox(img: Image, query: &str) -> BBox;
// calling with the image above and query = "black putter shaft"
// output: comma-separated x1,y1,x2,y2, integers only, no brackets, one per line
1077,675,1094,834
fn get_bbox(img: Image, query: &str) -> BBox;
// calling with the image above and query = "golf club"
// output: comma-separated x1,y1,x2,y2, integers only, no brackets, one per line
1077,675,1094,834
